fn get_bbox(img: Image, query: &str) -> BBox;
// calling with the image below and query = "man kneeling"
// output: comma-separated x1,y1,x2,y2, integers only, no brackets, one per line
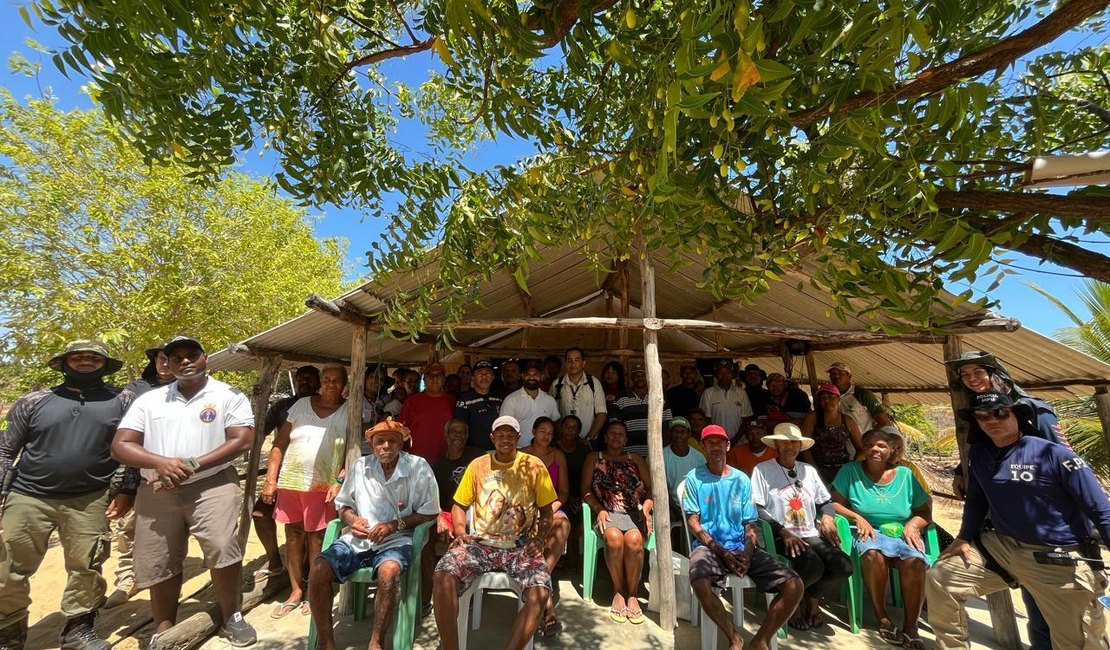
685,425,803,650
433,415,556,650
306,418,438,650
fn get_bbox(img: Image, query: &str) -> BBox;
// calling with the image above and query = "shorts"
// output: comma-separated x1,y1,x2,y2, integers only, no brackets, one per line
689,545,798,594
318,538,411,583
600,511,645,535
274,489,336,532
435,538,552,596
854,531,929,565
133,467,243,588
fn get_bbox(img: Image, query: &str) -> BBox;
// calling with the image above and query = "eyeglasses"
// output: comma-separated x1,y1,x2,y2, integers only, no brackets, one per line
972,407,1012,421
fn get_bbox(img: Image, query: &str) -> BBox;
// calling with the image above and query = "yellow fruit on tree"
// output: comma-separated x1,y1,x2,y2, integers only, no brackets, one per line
625,8,637,29
712,144,724,158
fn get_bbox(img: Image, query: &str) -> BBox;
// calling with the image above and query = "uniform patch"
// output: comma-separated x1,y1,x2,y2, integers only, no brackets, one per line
199,404,218,423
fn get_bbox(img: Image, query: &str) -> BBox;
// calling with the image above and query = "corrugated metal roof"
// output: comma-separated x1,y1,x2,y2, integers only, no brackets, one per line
209,244,1108,403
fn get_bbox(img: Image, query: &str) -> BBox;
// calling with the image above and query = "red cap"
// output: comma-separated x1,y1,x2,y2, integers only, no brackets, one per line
816,383,841,397
700,424,729,441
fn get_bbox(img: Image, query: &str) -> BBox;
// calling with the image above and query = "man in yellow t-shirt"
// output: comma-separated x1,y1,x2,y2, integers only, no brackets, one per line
432,415,556,650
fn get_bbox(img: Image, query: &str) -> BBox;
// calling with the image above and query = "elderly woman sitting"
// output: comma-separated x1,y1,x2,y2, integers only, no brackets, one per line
581,420,653,624
752,423,852,630
831,428,932,649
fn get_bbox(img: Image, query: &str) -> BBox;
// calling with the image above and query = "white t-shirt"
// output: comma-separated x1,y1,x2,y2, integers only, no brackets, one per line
278,397,348,492
333,451,440,552
119,377,254,484
550,373,607,437
750,460,830,539
699,384,753,437
663,446,705,505
499,388,561,446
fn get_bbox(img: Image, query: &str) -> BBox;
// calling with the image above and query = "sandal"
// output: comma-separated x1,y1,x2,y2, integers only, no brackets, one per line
540,618,563,637
901,633,924,649
271,600,301,619
787,613,811,631
807,611,825,629
608,607,626,624
624,606,645,625
301,601,312,616
253,566,284,580
879,620,902,645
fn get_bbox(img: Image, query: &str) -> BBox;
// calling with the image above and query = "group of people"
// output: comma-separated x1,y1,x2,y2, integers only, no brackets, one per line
2,340,1108,650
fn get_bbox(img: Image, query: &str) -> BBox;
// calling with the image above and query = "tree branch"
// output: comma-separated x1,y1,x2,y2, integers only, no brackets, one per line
935,190,1110,221
998,231,1110,282
330,38,435,91
790,0,1110,126
524,0,621,46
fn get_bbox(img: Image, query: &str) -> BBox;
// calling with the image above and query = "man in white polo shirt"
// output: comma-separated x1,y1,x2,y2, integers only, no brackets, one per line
112,336,257,647
549,347,607,445
699,359,753,440
499,361,560,447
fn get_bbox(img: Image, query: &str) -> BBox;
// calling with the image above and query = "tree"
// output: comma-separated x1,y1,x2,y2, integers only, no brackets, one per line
21,0,1110,336
0,92,348,400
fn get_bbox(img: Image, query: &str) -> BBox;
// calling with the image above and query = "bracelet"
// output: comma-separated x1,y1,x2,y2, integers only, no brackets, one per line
396,516,407,531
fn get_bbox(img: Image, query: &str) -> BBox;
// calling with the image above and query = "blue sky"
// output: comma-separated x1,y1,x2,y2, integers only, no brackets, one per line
2,4,1106,341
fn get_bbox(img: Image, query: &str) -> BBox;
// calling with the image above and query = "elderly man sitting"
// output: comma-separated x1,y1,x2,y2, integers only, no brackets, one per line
432,415,556,650
305,417,438,650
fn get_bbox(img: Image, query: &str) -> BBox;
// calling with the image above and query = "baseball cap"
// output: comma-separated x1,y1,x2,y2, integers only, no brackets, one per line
668,417,691,431
827,362,851,374
714,359,734,371
815,383,841,397
163,335,204,356
701,424,729,441
491,415,521,433
473,360,495,371
957,391,1017,420
424,362,446,376
629,363,646,375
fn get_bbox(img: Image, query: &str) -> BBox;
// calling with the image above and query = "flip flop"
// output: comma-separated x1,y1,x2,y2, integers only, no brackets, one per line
540,618,563,637
301,601,312,616
787,613,811,631
271,601,302,619
879,620,902,646
807,611,825,629
253,566,284,581
624,607,645,625
608,607,626,624
901,633,925,649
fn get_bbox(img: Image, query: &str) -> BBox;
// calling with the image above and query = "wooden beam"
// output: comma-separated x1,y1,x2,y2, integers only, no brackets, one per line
943,336,1020,650
875,378,1108,392
238,355,282,550
382,315,1020,341
225,343,345,367
1093,387,1110,471
306,293,372,327
338,323,368,616
640,248,676,632
804,347,820,397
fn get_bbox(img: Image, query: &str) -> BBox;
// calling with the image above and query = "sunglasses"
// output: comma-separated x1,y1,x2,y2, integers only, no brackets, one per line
972,407,1012,421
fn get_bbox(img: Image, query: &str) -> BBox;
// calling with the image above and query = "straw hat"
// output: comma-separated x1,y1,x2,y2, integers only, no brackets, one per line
761,423,815,451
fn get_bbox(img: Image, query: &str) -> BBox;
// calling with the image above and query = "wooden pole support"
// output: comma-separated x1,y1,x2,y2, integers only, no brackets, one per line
804,348,820,397
640,248,677,632
1093,387,1110,461
238,355,283,551
943,336,1020,650
337,323,368,616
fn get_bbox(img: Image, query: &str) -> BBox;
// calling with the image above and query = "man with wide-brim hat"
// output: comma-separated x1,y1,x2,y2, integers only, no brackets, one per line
1,339,136,650
305,416,438,650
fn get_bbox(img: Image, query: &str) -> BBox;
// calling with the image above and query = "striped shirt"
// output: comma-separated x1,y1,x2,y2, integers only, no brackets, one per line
609,390,672,457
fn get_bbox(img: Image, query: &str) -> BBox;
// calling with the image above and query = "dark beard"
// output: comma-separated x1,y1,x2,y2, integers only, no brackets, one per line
523,380,541,391
62,367,107,391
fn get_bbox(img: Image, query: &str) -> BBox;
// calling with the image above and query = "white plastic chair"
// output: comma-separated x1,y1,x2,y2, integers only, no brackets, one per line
646,478,696,623
679,479,777,650
456,508,535,650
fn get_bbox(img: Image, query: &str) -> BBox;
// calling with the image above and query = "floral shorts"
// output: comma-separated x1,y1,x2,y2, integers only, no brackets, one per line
434,538,552,596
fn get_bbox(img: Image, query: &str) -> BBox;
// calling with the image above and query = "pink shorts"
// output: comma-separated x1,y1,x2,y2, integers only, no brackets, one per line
274,489,337,532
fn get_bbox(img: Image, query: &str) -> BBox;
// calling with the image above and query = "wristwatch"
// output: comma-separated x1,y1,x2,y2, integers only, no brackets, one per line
396,516,407,531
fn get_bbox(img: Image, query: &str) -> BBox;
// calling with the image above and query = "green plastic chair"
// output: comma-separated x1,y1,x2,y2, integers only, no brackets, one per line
756,515,862,634
844,519,939,630
305,518,435,650
581,501,655,602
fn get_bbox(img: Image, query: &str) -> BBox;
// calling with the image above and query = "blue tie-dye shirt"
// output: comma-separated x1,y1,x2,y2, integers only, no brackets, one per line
682,465,759,552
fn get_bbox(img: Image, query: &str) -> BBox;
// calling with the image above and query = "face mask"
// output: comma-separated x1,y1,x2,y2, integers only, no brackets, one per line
62,366,106,391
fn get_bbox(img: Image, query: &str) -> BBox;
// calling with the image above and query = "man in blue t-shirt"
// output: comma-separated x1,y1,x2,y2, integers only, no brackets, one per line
683,424,802,650
926,392,1110,650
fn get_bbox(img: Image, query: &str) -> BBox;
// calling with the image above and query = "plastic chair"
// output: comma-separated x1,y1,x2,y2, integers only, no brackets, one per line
757,516,861,634
580,501,656,602
459,572,534,650
844,519,939,626
305,518,434,650
680,481,777,650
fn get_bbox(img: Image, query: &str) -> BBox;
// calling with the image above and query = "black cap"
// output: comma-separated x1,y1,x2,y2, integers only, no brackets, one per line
474,360,495,370
957,391,1031,421
163,335,204,356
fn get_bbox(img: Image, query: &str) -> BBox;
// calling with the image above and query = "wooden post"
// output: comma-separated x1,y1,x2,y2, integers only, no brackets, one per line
1093,387,1110,458
238,355,283,551
943,336,1020,650
337,324,368,616
804,347,819,396
640,249,677,632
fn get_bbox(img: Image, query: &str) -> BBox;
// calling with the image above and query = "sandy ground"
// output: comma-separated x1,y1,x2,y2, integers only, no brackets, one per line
14,461,1081,650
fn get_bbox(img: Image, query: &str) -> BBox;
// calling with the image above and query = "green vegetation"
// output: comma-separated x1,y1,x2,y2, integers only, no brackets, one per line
0,93,348,401
19,0,1110,338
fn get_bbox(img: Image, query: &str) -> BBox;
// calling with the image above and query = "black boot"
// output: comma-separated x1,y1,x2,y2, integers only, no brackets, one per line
58,613,109,650
0,620,27,650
